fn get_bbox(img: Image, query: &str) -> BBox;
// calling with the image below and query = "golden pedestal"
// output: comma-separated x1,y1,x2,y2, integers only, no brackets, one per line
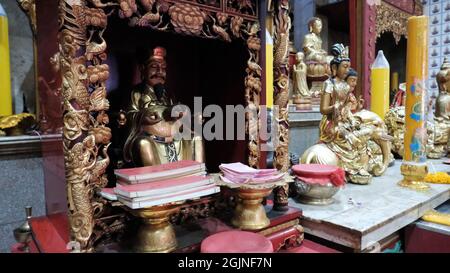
130,203,181,253
398,163,430,191
231,187,273,230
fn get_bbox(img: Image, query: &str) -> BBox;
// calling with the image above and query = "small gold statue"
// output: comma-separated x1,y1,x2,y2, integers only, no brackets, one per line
301,44,392,184
302,17,333,105
302,17,332,77
292,52,312,109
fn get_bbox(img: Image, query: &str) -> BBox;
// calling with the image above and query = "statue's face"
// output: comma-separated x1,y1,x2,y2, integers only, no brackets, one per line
296,52,304,63
146,59,167,87
346,76,358,92
336,61,351,79
312,20,322,34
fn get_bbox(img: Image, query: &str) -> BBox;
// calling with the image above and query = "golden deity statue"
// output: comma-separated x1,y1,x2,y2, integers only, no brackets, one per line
302,17,333,104
301,44,392,184
123,47,204,166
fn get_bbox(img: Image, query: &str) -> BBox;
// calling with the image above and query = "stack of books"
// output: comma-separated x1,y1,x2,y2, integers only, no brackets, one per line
101,160,220,209
219,162,285,184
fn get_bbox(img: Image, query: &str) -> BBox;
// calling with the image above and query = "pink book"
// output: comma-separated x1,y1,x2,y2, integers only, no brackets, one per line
114,160,205,184
118,185,220,209
114,175,214,198
99,188,117,201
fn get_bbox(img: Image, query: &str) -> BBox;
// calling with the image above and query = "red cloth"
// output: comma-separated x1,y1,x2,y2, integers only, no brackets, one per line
292,164,346,187
201,231,273,253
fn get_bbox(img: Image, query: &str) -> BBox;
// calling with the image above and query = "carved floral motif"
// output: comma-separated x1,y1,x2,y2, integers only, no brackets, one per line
169,3,207,36
59,0,261,251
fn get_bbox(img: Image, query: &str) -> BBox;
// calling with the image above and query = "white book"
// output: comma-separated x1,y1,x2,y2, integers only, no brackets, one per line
119,184,215,202
118,185,221,209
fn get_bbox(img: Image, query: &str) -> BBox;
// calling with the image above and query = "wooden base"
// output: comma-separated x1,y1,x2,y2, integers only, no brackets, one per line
24,206,304,253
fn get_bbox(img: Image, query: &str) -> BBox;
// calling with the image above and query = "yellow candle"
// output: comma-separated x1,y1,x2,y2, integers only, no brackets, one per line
391,72,399,92
265,29,274,109
370,51,390,119
404,16,428,163
0,5,12,116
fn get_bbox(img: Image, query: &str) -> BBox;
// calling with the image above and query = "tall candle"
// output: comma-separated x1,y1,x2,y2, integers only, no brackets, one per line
265,29,274,109
404,16,428,163
399,16,429,190
371,50,390,119
0,4,12,116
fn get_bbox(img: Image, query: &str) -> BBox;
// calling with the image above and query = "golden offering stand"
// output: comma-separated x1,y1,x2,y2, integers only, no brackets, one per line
215,175,293,231
127,202,183,253
232,186,273,230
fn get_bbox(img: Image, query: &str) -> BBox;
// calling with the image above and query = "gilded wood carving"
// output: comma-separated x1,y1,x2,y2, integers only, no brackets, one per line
272,0,290,211
58,0,260,251
376,0,423,44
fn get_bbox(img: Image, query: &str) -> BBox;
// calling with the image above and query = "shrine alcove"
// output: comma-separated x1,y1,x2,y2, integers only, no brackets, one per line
104,15,249,175
375,32,407,103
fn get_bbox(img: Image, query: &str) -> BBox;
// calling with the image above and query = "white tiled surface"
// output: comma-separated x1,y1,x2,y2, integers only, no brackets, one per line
289,159,450,250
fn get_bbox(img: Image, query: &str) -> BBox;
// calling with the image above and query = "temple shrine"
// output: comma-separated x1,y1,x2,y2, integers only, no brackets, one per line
0,0,449,256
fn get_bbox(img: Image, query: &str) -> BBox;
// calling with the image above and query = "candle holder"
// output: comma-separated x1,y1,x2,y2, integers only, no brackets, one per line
398,163,430,191
127,202,182,253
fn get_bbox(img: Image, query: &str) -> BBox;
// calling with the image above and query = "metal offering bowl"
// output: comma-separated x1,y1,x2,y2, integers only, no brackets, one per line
293,179,340,205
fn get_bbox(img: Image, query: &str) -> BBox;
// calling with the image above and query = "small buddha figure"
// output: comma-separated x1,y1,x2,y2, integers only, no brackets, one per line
301,44,392,184
302,17,332,77
292,52,312,108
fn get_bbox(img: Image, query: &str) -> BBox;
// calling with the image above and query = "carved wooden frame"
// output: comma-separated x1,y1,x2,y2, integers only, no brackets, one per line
375,1,420,44
57,0,262,251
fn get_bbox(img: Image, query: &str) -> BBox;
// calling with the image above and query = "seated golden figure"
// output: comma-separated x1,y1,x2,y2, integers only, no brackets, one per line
301,44,392,185
123,105,204,166
123,46,204,166
302,17,332,78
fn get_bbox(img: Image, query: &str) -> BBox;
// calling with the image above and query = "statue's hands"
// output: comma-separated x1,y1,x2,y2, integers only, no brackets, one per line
357,96,365,111
333,102,344,119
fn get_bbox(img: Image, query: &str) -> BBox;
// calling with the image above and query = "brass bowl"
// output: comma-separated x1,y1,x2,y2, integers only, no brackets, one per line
293,179,339,205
